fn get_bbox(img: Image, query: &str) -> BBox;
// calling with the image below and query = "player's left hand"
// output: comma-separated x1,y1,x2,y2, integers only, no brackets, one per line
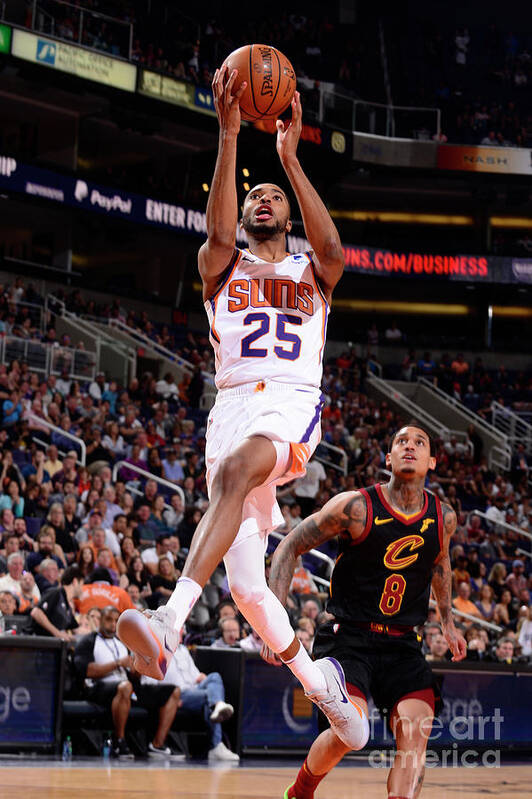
276,91,302,162
260,642,283,667
443,624,467,662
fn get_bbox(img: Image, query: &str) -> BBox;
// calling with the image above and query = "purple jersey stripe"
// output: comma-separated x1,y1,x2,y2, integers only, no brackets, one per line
300,393,325,443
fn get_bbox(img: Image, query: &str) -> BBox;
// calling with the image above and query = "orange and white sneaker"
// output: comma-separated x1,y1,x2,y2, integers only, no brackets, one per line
117,607,178,680
305,658,369,750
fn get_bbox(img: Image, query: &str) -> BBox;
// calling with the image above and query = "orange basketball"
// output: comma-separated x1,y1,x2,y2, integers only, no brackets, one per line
220,44,296,122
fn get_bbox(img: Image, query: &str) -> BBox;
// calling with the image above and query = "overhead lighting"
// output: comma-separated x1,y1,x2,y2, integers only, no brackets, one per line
489,217,532,229
332,299,471,315
202,183,209,192
330,210,474,226
242,168,250,177
492,306,532,318
243,182,250,191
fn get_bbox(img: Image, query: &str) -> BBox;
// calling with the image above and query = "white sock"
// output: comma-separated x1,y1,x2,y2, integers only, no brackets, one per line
166,577,202,632
282,643,326,694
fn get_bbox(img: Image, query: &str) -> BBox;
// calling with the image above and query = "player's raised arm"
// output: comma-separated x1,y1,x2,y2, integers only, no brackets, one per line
276,91,344,302
198,67,247,300
269,491,367,606
431,503,467,662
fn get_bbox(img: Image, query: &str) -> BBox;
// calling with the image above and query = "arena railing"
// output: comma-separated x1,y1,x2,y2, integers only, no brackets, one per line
0,335,97,381
112,461,185,507
106,318,216,387
491,400,532,456
315,441,348,476
27,412,86,466
468,509,532,545
428,599,503,634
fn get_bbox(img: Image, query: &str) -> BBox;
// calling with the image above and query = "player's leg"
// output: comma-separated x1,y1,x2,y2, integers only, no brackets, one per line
117,434,278,676
387,697,434,799
285,695,369,798
225,534,370,750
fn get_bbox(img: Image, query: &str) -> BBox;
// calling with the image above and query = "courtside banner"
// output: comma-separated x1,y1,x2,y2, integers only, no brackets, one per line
11,29,136,92
437,144,532,175
139,69,197,109
1,154,530,283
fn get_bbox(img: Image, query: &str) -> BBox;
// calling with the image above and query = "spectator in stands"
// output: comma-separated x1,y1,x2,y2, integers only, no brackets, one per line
43,445,63,479
475,584,497,623
210,617,242,649
485,496,507,533
292,456,326,518
421,622,443,655
506,559,527,598
490,637,516,664
494,588,516,628
289,556,320,596
127,554,151,593
163,493,185,531
300,597,321,622
452,581,482,624
155,372,179,401
141,532,173,575
143,637,238,761
77,544,96,580
162,447,185,484
30,564,82,639
425,632,450,662
488,562,508,601
149,556,178,607
517,606,532,658
0,590,18,615
74,605,182,759
0,551,39,603
0,507,15,537
35,557,61,594
78,572,134,616
382,319,402,344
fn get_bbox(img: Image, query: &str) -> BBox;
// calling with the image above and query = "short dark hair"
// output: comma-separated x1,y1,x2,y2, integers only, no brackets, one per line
388,419,436,457
61,565,82,585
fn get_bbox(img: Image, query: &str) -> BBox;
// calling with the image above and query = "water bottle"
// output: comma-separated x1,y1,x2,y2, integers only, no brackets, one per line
102,736,112,761
62,735,72,761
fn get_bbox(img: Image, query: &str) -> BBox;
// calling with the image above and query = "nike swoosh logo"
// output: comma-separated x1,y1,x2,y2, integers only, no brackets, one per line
375,517,393,525
334,677,349,703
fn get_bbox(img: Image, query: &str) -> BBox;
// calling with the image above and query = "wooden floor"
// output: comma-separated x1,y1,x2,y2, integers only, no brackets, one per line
2,763,531,799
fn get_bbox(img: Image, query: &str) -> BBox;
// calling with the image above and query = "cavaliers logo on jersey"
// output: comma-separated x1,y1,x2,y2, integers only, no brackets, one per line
383,534,424,570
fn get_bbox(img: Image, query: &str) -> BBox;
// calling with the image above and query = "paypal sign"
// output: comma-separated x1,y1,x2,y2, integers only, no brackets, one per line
36,39,56,65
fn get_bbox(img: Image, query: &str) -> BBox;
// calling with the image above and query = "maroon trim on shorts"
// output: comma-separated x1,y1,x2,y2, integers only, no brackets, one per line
346,682,367,703
390,687,436,719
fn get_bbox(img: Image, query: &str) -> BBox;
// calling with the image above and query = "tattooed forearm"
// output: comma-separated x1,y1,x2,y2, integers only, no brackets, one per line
269,517,323,605
432,502,457,626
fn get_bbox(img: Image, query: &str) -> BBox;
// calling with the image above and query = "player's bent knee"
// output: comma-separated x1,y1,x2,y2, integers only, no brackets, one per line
213,453,252,495
230,582,266,610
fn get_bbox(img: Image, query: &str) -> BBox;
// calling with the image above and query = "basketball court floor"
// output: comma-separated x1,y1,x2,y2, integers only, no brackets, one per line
2,757,530,798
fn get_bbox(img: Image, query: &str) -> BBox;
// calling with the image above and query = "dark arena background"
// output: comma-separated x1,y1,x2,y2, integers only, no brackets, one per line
0,1,530,797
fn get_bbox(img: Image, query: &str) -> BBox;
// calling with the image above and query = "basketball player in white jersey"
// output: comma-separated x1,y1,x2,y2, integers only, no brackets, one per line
117,66,368,749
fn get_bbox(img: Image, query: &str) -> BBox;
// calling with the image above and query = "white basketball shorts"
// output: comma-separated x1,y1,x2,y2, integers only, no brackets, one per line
205,380,324,547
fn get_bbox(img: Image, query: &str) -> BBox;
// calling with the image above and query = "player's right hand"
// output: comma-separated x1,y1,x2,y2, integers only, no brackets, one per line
212,66,247,135
260,642,283,667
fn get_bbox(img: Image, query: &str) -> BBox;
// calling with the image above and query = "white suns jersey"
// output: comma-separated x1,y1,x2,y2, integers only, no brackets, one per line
204,248,330,389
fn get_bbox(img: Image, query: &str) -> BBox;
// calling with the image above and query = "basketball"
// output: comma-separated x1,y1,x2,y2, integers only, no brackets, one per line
220,44,296,122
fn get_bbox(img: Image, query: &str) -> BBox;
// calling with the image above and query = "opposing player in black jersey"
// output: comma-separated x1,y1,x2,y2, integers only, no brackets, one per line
266,422,467,799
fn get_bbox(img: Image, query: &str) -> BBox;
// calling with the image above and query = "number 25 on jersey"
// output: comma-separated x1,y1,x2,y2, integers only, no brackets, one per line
241,312,302,361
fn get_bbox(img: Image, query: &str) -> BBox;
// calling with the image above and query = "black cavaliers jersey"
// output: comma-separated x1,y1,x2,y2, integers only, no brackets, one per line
327,484,443,626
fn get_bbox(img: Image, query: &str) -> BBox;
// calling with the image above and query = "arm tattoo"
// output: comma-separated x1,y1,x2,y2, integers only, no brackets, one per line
338,495,367,537
431,503,456,626
269,517,323,607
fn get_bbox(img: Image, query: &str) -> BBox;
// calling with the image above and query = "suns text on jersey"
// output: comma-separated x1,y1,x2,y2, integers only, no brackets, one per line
226,278,314,315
